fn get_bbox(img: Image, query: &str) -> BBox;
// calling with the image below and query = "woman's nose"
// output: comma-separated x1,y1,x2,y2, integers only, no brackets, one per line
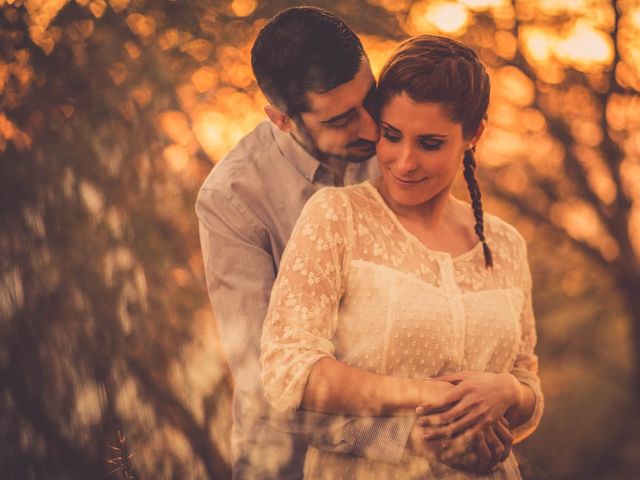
395,144,417,174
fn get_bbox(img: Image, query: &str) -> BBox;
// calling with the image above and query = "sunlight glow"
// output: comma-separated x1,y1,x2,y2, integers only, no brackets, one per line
164,144,190,172
521,27,554,63
426,2,470,33
556,21,613,69
631,9,640,28
360,35,398,78
231,0,257,17
459,0,506,10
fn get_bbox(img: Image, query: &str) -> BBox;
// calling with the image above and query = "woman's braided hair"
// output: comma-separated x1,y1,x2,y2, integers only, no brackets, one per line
377,35,493,268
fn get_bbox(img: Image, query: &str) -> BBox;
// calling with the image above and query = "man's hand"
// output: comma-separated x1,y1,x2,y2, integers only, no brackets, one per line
438,417,513,474
408,416,512,474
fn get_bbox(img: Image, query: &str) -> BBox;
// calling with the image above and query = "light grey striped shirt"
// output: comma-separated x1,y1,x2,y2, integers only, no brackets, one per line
196,120,414,479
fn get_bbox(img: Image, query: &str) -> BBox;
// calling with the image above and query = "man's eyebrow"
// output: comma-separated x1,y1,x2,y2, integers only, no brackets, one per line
381,121,448,138
320,80,377,124
320,107,357,125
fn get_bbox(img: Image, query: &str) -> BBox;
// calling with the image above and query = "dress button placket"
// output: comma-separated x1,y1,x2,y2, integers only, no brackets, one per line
438,256,466,369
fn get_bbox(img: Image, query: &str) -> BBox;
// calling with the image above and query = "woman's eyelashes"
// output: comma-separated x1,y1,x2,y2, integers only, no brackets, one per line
382,131,401,143
381,131,444,151
420,139,444,150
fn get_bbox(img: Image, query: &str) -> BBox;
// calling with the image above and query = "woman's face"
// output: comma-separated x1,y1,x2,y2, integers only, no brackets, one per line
376,92,470,208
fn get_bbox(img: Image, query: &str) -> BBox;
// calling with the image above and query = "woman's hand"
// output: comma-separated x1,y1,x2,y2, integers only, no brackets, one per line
415,371,523,441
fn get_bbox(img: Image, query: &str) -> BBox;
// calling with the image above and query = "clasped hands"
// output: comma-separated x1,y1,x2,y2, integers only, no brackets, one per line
410,371,522,474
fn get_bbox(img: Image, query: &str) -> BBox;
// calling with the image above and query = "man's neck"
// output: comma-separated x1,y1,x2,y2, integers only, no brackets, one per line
289,132,348,186
327,157,347,186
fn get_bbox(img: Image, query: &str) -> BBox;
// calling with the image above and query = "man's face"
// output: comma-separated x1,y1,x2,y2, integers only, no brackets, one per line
291,61,379,162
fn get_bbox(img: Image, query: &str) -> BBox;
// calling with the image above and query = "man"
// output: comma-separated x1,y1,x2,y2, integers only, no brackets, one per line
196,6,510,478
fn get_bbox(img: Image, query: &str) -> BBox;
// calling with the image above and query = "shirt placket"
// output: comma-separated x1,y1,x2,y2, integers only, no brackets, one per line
438,256,466,370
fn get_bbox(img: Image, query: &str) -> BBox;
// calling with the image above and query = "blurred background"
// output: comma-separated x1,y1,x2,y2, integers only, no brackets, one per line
1,0,639,478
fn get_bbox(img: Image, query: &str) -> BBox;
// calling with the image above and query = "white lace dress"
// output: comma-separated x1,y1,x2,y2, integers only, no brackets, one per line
260,181,544,479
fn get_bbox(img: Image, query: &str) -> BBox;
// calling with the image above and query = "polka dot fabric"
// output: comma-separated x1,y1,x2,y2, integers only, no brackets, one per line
261,181,543,479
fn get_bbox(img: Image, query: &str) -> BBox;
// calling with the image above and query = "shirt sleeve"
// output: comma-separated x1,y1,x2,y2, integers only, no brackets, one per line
197,186,413,463
510,238,544,443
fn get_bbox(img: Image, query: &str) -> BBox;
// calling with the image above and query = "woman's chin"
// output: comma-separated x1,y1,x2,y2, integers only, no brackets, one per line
387,189,432,208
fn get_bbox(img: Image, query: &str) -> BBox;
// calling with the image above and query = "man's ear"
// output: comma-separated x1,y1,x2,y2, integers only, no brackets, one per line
265,105,294,133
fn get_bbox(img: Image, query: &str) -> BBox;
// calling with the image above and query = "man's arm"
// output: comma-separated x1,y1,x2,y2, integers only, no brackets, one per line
196,187,414,463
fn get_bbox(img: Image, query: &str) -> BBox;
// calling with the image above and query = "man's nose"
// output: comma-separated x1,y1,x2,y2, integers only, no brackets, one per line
356,106,379,142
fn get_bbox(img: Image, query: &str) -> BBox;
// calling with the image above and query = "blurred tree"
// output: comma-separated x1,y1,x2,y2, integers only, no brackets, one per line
1,0,639,479
0,0,238,478
476,0,640,394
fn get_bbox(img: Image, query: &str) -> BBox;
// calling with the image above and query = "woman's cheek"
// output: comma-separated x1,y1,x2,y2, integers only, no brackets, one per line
376,144,395,167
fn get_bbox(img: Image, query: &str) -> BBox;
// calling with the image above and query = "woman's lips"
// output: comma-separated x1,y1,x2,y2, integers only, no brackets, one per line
391,173,429,187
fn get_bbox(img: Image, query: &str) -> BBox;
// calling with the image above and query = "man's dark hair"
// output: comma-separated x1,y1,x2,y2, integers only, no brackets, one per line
251,6,366,117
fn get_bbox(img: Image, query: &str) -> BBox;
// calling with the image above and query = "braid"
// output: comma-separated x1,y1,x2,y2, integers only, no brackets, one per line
463,148,493,268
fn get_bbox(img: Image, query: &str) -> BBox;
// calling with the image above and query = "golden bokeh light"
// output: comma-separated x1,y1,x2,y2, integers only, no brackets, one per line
88,0,107,18
360,35,398,78
131,87,152,108
126,13,157,39
191,66,218,93
426,2,470,34
231,0,257,17
555,21,613,70
107,62,127,85
494,30,517,59
459,0,506,10
366,0,412,13
521,26,554,63
550,198,620,260
217,46,253,89
182,39,213,62
124,40,141,59
159,111,194,147
494,66,535,107
163,144,190,173
407,1,470,35
536,0,589,14
191,88,263,162
631,9,640,28
108,0,130,13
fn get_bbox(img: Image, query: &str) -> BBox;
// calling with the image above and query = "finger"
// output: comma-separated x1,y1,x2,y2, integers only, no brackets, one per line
484,426,505,470
474,433,492,472
432,371,470,384
419,396,474,426
417,385,467,414
498,416,510,429
492,421,513,462
423,409,487,440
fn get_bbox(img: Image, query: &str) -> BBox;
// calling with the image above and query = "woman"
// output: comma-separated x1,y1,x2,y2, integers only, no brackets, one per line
260,35,543,479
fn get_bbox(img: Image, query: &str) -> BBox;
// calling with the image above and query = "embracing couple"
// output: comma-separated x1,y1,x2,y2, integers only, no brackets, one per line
196,6,543,480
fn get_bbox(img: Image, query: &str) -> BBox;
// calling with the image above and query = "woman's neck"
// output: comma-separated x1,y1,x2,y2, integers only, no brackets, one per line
375,178,457,230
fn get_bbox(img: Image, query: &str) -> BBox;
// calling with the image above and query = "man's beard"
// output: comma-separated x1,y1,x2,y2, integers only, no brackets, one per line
292,118,375,164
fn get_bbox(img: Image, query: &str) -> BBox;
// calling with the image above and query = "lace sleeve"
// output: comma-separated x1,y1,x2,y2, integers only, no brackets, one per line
510,237,545,443
261,187,352,412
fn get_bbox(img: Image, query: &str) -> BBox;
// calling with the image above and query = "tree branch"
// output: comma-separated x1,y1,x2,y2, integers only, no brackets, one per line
488,183,608,268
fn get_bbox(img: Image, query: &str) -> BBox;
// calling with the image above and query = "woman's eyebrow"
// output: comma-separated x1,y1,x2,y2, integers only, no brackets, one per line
382,121,448,138
381,121,400,132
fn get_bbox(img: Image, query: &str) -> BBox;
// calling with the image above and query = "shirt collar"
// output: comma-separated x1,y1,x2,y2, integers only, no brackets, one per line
271,121,324,183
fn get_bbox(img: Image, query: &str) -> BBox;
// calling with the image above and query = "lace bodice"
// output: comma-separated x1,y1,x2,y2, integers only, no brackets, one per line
260,181,543,478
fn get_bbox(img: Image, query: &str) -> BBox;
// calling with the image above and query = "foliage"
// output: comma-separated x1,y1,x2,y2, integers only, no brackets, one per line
1,0,638,478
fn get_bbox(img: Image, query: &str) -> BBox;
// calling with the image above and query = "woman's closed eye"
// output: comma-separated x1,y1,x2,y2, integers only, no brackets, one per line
420,139,444,151
382,131,401,143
